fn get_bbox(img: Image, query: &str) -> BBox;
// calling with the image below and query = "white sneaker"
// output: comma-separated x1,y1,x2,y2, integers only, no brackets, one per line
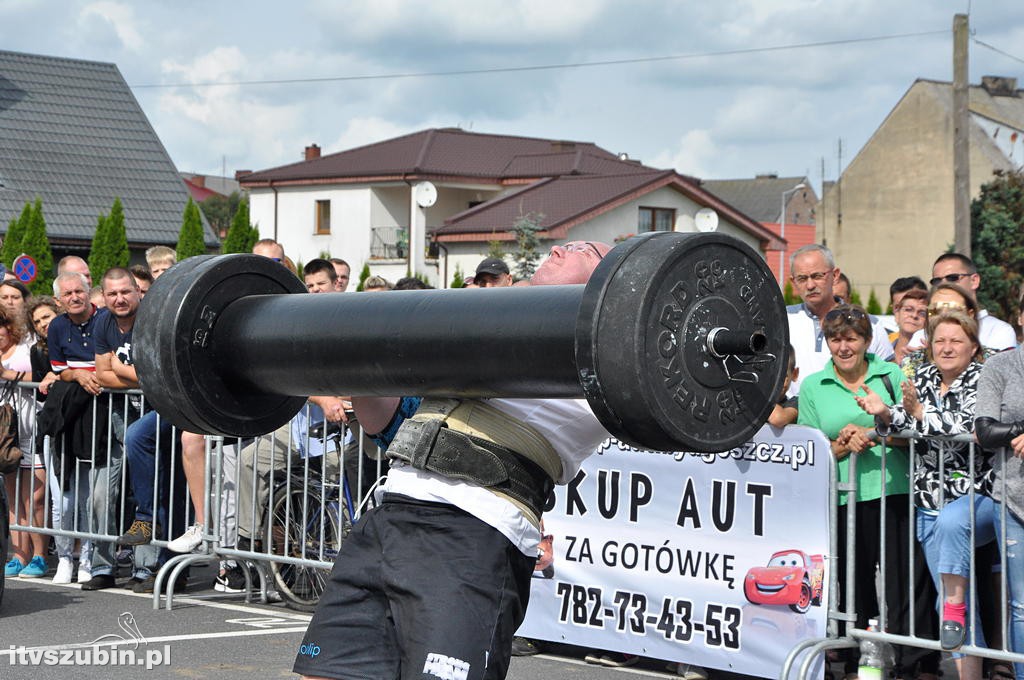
77,558,92,583
52,557,75,584
167,524,204,553
670,663,709,680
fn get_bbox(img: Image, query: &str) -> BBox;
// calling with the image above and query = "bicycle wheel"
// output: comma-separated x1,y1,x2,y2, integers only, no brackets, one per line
268,485,348,612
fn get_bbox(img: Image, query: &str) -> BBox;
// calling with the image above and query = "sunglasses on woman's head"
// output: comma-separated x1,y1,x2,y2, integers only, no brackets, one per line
824,307,868,324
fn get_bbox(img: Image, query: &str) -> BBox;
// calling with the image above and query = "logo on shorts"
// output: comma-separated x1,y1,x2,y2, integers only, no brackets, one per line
298,642,321,658
423,652,469,680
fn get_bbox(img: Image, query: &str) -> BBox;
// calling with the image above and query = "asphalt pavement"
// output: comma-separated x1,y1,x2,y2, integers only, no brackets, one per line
0,557,694,680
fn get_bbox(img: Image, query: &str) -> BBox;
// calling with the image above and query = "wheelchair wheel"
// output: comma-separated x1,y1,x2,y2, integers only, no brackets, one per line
268,486,348,612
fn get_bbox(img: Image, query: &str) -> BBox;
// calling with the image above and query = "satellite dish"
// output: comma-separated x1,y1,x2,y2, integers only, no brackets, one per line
414,181,437,208
695,208,719,232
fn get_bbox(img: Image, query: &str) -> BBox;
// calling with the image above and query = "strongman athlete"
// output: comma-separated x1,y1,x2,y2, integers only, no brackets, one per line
294,241,613,680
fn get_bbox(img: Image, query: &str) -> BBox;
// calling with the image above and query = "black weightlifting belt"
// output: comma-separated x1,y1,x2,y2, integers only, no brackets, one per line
386,415,554,521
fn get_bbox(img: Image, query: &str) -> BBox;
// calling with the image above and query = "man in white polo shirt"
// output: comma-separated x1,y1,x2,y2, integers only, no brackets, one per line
923,253,1017,351
786,244,894,396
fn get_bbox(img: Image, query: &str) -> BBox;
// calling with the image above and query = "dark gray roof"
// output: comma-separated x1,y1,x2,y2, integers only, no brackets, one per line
701,175,812,223
240,128,647,185
0,50,218,246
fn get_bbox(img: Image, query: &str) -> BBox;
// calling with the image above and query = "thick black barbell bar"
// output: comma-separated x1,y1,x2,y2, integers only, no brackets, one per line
135,232,788,452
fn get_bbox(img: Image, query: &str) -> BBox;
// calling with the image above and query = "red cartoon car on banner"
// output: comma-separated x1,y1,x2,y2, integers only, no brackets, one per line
743,549,824,614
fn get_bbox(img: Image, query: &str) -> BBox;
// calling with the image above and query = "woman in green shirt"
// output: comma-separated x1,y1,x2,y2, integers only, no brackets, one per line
798,304,915,678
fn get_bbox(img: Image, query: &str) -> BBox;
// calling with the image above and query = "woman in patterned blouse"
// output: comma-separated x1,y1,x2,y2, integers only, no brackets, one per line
857,310,992,678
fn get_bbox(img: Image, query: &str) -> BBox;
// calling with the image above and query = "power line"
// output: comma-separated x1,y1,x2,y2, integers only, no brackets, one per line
972,37,1024,65
129,30,948,90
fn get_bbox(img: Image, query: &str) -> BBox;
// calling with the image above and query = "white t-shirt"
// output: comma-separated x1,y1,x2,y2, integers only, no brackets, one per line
908,309,1017,352
786,303,895,396
381,398,609,556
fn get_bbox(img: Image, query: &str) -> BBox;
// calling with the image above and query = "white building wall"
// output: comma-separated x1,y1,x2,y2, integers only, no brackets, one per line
250,183,764,289
437,189,764,288
250,184,374,270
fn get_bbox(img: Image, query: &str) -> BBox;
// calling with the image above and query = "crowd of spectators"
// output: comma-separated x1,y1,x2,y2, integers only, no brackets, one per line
784,244,1024,680
5,237,1024,678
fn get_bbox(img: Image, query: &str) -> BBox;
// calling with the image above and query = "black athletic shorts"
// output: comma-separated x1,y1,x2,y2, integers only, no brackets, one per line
293,494,535,680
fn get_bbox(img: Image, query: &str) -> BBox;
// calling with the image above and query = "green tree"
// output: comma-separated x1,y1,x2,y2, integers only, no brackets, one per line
354,263,371,291
866,289,882,315
176,197,207,260
20,198,55,295
221,198,253,254
971,169,1024,321
450,263,465,289
89,197,129,277
849,289,863,306
198,191,242,237
1,202,32,269
88,212,109,275
782,281,800,305
510,212,543,280
487,239,505,260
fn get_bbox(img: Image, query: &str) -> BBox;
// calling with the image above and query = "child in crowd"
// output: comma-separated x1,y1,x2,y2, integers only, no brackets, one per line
768,344,799,428
145,245,176,278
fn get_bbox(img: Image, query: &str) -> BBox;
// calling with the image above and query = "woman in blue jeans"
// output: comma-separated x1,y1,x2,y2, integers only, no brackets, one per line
976,330,1024,680
858,311,993,680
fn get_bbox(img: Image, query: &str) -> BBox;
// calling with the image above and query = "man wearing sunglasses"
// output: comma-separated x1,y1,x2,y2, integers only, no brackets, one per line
927,253,1016,351
787,244,895,396
294,240,613,680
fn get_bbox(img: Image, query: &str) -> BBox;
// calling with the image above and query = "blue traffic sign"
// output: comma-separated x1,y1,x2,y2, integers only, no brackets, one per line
12,254,37,283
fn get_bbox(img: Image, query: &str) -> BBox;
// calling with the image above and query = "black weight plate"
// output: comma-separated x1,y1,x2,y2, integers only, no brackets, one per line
136,255,216,430
577,232,788,452
136,254,308,436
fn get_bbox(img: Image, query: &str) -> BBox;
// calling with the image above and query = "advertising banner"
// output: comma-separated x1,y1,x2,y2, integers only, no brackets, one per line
518,424,832,678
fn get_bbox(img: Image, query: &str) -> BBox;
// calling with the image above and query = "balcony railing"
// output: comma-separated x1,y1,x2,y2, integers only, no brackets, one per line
370,226,408,259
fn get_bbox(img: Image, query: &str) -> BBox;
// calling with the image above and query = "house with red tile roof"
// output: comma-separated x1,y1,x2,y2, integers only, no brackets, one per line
239,128,780,287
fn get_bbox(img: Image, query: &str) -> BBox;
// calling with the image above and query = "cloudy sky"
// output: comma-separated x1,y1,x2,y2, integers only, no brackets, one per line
2,0,1022,196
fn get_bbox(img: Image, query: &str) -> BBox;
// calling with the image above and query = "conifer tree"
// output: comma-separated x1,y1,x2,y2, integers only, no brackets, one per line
20,198,55,295
355,263,371,291
1,202,31,269
89,197,130,277
88,212,109,276
450,263,465,288
176,197,207,260
222,198,252,254
866,289,882,315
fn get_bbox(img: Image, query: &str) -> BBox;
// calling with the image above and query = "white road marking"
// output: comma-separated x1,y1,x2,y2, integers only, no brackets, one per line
42,580,313,621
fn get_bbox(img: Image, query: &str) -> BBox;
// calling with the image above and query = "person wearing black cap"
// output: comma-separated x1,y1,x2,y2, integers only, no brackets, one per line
474,257,512,288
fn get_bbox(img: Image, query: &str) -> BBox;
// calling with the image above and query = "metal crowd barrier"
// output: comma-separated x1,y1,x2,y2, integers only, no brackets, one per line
4,384,382,612
8,383,1024,676
783,431,1024,680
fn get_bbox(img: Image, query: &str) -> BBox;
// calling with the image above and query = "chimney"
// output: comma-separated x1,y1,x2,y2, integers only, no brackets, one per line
755,172,780,179
550,141,576,152
234,170,252,181
305,144,321,161
191,175,206,188
981,76,1019,97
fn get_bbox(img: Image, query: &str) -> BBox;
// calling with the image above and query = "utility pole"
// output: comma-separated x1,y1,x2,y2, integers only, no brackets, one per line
953,13,971,256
